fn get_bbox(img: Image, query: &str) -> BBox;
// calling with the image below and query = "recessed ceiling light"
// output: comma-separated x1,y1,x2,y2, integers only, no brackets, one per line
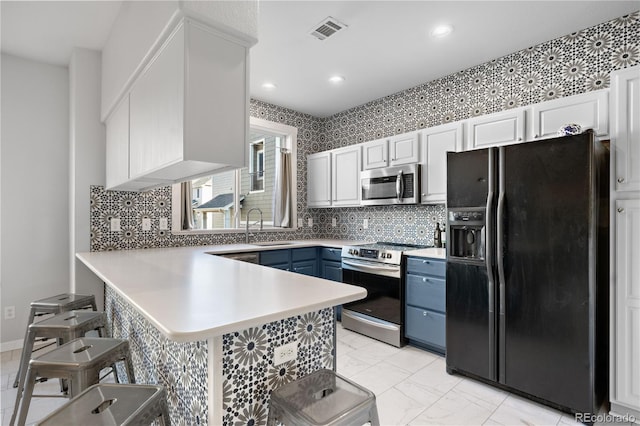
329,75,345,84
431,24,453,38
262,82,277,90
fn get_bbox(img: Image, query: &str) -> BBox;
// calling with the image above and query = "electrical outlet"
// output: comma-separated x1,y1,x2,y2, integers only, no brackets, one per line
363,218,369,229
332,217,337,227
308,218,313,227
159,218,168,230
274,342,297,365
297,218,303,228
110,218,121,232
142,218,151,231
4,306,15,320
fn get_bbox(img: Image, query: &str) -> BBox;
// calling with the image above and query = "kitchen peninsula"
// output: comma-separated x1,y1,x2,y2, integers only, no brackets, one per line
76,242,366,425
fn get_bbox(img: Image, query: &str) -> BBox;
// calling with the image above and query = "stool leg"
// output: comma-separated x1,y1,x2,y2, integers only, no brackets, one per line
369,403,380,426
124,355,136,384
11,365,37,426
12,328,36,398
12,308,37,388
159,400,171,426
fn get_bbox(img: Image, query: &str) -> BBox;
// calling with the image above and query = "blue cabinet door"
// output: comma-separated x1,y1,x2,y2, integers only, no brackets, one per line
321,260,342,282
292,259,317,276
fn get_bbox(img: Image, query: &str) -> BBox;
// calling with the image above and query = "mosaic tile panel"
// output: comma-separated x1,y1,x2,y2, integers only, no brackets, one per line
105,285,334,426
221,308,334,425
90,12,639,251
105,285,209,425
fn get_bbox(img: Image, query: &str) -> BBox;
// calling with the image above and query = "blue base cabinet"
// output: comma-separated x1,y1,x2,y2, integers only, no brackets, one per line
320,247,343,320
259,247,319,276
405,256,446,354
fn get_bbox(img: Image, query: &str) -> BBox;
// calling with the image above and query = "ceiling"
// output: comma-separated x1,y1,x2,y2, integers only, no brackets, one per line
1,1,639,118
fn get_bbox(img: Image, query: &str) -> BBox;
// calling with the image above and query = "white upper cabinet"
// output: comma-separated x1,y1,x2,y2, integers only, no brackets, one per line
529,90,609,140
307,152,332,208
389,131,420,165
611,67,640,193
421,122,464,204
105,18,249,191
466,108,526,150
332,145,362,207
105,95,132,190
362,138,389,169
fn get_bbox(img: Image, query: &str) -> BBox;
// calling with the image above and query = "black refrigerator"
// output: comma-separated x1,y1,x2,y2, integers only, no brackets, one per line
445,131,609,416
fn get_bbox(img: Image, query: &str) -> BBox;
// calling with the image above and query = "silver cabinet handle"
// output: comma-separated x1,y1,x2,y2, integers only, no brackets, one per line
618,208,625,213
422,277,429,283
618,177,625,183
422,260,429,264
423,311,428,316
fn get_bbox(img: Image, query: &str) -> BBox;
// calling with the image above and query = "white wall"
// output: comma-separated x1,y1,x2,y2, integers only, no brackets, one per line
69,49,105,310
1,54,70,348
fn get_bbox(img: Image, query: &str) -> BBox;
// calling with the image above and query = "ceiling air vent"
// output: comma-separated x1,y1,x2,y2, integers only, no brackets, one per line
310,17,347,41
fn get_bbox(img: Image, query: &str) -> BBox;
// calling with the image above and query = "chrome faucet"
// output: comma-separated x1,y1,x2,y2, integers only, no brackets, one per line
245,208,263,244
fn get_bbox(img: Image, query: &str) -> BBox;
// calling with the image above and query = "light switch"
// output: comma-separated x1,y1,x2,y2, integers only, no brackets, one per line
363,219,369,229
332,217,337,227
110,218,121,232
159,218,168,230
308,218,313,227
298,218,303,228
142,218,151,231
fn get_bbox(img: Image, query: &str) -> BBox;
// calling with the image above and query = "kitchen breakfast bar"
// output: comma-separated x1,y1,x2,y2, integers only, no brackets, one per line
76,243,366,425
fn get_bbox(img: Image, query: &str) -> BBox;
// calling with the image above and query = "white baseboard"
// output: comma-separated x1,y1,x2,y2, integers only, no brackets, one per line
1,339,23,353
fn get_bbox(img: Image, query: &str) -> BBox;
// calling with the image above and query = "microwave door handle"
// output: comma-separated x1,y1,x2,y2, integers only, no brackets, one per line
396,171,404,200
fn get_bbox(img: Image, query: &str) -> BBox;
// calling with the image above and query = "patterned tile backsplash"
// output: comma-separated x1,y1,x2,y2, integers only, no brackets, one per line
90,11,639,252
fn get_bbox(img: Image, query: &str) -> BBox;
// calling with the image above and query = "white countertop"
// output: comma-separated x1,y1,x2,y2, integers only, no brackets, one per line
77,240,366,342
407,247,447,260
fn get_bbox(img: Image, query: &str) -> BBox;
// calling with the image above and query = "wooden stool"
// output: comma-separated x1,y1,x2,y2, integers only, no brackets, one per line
11,337,135,426
35,383,170,426
267,368,380,426
13,293,97,388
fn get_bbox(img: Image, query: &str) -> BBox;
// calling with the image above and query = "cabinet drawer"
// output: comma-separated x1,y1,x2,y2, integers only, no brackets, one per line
406,257,446,277
260,250,289,266
405,306,446,350
406,274,445,313
321,247,342,262
291,247,317,262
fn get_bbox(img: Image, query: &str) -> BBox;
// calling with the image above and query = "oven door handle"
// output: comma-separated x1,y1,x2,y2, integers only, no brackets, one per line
341,259,401,273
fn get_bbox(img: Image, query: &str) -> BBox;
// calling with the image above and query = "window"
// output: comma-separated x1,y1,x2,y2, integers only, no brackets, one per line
172,117,297,232
250,139,265,192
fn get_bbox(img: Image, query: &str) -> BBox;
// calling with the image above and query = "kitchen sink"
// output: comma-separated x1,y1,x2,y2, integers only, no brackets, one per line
250,241,295,246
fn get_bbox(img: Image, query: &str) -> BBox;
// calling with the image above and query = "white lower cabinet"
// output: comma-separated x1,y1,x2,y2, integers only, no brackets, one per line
420,122,463,204
612,199,640,417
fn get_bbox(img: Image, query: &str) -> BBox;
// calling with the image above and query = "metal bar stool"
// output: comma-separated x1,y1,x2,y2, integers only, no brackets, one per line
13,293,97,388
267,368,380,426
11,337,136,426
13,310,107,404
35,383,170,426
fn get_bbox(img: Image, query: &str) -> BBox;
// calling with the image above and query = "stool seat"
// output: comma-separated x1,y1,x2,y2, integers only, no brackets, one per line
267,369,379,426
36,384,170,426
29,311,106,336
31,294,96,313
11,337,135,426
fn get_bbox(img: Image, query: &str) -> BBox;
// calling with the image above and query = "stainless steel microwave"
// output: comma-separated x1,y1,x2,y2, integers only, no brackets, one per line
361,164,420,206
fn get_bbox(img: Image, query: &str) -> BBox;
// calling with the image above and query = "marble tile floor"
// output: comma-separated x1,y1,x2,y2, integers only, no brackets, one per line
1,326,635,426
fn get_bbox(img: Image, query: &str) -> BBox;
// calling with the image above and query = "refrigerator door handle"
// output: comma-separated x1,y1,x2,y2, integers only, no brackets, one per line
497,148,506,316
486,148,497,382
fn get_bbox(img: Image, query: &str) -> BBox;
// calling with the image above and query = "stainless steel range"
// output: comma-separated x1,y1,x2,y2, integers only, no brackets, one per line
341,242,429,347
